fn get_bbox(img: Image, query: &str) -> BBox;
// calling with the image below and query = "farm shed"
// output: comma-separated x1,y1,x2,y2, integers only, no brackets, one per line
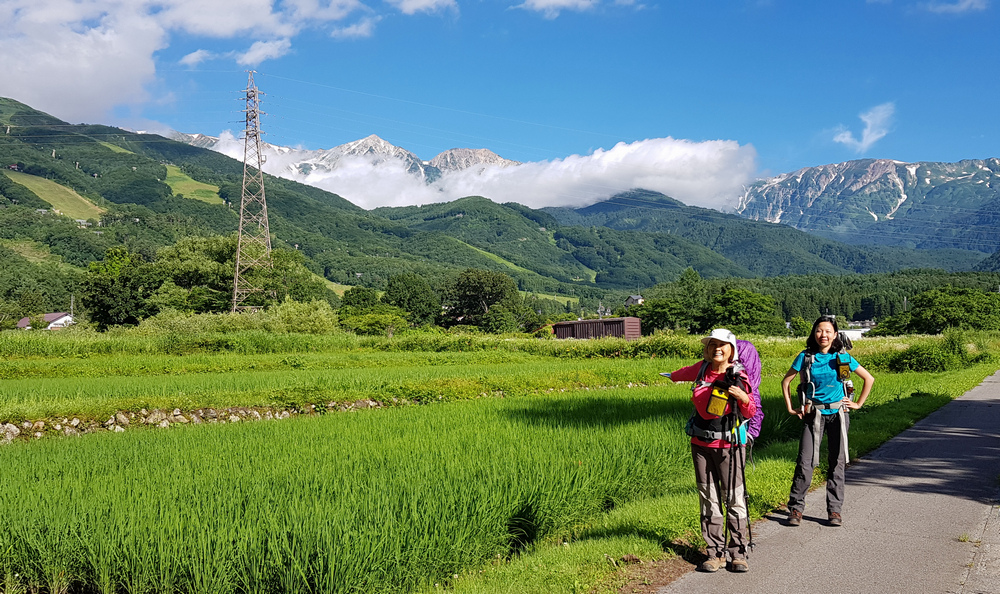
552,317,642,341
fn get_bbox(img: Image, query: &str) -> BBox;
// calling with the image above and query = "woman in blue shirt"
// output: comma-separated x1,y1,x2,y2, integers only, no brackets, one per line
780,315,874,527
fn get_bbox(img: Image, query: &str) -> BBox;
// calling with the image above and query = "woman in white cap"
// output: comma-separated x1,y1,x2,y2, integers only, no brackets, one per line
664,328,756,573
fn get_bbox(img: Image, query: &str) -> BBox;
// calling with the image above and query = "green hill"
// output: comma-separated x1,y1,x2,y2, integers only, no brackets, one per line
0,97,990,319
543,189,984,275
975,247,1000,273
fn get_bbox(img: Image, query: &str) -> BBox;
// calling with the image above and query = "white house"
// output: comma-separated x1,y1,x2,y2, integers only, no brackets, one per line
840,328,870,342
16,312,75,330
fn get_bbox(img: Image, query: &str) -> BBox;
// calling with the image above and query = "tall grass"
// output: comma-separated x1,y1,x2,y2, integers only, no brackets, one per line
0,388,694,594
0,329,702,360
0,356,677,421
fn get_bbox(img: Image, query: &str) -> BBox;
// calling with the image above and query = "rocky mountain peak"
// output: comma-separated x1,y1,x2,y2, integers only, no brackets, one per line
736,157,1000,252
429,148,519,172
337,134,414,160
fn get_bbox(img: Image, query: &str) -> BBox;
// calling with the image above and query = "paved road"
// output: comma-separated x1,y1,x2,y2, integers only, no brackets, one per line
659,370,1000,594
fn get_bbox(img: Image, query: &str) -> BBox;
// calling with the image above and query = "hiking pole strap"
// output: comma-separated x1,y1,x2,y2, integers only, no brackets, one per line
838,407,849,465
810,408,823,468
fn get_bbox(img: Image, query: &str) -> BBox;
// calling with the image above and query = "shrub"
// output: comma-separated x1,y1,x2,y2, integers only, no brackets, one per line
888,342,960,373
340,312,410,337
267,299,339,334
885,330,983,373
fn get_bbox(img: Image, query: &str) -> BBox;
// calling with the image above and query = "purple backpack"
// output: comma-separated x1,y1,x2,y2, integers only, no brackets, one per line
736,339,763,441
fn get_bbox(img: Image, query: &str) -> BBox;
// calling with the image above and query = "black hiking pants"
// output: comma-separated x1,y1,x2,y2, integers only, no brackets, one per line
788,409,850,515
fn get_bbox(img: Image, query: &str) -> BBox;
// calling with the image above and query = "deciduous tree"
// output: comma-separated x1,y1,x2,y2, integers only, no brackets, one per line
80,247,163,329
382,273,440,326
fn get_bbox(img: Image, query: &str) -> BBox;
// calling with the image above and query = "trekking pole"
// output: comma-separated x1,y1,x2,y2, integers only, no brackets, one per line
743,444,753,553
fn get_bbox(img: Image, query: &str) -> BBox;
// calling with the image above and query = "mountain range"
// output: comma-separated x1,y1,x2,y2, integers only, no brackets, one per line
2,96,998,314
173,130,1000,257
168,132,519,185
738,158,1000,253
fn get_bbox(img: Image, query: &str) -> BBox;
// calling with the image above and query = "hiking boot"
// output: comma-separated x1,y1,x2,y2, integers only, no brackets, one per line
828,512,843,527
729,558,749,573
698,555,726,573
787,509,803,526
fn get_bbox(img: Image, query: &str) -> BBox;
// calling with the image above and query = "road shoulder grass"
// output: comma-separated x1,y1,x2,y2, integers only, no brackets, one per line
429,363,999,594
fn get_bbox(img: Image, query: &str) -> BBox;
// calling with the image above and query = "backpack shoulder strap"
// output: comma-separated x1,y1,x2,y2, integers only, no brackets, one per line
692,360,712,393
799,350,815,387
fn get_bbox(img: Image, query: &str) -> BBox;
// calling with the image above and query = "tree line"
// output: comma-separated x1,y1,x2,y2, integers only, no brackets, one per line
620,268,1000,336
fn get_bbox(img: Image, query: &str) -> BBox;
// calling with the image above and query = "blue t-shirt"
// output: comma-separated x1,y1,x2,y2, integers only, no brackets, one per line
792,351,859,415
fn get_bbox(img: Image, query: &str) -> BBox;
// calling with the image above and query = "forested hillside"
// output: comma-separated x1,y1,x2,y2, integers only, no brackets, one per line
0,96,993,328
975,247,1000,273
544,190,983,275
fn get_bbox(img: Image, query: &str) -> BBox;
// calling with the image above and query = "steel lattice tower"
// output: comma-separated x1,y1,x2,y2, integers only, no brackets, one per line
232,71,274,312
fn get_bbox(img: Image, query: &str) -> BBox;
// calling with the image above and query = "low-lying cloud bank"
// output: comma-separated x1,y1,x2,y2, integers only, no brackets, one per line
211,134,758,211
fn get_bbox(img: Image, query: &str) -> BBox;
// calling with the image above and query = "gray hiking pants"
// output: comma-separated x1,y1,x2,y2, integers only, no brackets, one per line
692,443,749,559
788,410,850,515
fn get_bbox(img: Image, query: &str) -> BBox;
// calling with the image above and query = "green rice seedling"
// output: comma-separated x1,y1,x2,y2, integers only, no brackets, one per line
0,384,698,593
0,354,680,422
0,330,994,594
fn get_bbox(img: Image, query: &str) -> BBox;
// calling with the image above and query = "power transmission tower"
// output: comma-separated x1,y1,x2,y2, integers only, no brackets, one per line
232,71,274,312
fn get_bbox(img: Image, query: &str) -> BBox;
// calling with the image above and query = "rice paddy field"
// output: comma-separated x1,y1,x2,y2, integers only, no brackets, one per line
0,329,996,594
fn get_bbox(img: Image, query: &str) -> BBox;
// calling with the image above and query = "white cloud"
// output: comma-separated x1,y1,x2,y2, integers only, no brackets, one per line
385,0,457,15
330,16,381,39
0,3,166,123
514,0,599,18
923,0,988,13
424,138,758,210
150,0,296,37
0,0,372,125
283,0,365,22
237,39,292,65
215,136,757,210
833,102,895,153
179,49,215,67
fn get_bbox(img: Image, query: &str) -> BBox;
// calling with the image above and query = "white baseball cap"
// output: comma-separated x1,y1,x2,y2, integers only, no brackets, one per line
701,328,739,362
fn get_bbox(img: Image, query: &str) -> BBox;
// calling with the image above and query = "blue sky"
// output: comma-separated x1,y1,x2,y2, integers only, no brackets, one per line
2,0,998,208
